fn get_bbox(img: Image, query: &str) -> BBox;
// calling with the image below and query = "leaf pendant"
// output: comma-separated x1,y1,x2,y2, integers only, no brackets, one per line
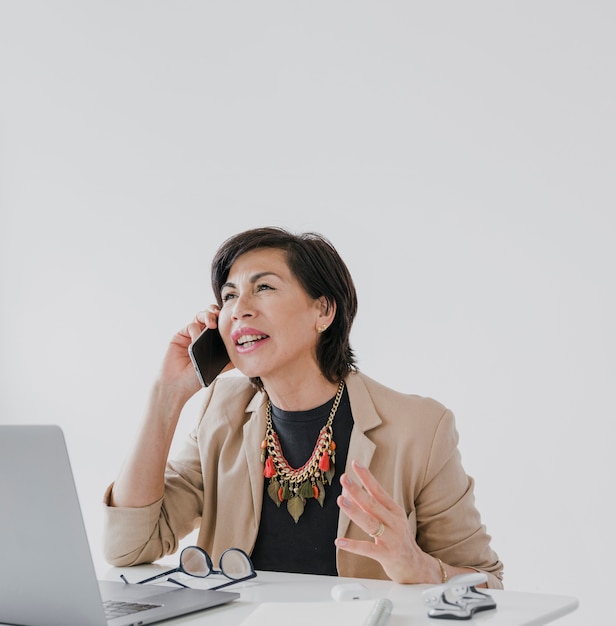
287,495,305,523
267,478,282,507
324,466,335,485
298,480,315,499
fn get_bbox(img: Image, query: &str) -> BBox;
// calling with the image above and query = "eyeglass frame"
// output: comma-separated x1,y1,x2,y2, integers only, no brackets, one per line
120,545,257,591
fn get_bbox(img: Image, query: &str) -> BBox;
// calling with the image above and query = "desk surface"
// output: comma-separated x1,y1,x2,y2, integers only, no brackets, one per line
103,565,578,626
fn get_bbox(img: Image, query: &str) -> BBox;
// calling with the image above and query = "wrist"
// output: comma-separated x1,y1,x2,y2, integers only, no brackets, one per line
433,556,448,584
152,377,194,401
149,380,192,420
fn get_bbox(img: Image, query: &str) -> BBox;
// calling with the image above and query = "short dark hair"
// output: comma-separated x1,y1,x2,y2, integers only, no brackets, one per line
211,227,358,388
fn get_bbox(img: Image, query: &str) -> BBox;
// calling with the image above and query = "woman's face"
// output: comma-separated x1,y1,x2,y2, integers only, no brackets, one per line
218,248,328,383
217,247,328,384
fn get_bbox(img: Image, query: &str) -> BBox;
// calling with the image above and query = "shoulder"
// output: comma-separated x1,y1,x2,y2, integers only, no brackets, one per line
348,372,461,476
346,371,458,450
348,371,451,423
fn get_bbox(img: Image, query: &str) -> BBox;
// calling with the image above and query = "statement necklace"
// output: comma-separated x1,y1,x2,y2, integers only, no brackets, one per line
260,380,345,523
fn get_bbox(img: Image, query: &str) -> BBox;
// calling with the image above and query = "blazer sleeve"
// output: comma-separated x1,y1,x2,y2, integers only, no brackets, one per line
102,426,205,567
415,409,504,589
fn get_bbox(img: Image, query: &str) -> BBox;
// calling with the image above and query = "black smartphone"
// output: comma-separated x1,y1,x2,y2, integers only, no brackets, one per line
188,326,231,387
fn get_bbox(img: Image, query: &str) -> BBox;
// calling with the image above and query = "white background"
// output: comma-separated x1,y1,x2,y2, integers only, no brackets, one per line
1,3,614,624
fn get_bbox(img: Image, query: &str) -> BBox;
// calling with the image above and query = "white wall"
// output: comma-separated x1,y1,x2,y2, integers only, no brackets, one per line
1,3,613,624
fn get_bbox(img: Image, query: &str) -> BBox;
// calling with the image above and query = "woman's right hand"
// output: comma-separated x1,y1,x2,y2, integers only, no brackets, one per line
157,306,223,397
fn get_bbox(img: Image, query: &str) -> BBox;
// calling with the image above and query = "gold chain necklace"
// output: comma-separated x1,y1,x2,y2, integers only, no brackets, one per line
260,380,345,523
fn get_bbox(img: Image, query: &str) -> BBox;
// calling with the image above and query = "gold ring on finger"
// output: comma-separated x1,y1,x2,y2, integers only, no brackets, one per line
368,521,385,539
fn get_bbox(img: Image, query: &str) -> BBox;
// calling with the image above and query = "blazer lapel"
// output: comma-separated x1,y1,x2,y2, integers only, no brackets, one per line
336,372,381,539
243,391,268,529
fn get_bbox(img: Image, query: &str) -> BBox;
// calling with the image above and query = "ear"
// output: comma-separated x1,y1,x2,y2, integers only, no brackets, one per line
315,296,336,332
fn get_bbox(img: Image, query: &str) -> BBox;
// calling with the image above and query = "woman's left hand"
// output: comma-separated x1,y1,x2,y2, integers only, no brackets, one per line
334,459,439,584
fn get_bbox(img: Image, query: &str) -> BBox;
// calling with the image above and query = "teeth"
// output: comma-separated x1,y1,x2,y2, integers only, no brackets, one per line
237,334,266,346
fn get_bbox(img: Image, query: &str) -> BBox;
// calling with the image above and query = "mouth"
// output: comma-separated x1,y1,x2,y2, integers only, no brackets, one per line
235,333,269,348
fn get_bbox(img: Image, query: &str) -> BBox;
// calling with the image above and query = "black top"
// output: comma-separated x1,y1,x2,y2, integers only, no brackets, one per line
250,386,353,575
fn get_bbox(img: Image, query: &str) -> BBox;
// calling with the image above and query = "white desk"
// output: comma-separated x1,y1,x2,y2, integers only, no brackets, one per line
103,565,578,625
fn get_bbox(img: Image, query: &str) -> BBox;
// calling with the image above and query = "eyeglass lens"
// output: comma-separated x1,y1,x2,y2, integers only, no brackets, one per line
219,548,254,579
179,546,254,580
179,546,211,577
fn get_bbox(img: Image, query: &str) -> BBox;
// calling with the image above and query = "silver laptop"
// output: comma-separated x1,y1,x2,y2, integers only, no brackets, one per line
0,425,239,626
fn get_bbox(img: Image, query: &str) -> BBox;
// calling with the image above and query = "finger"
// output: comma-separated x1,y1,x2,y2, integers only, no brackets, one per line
339,473,381,518
334,535,380,559
184,321,204,342
183,307,220,341
196,305,221,326
338,484,388,543
350,460,400,514
340,462,409,540
340,467,394,521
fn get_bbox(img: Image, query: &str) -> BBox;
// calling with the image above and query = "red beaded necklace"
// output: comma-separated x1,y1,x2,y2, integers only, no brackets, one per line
260,380,345,523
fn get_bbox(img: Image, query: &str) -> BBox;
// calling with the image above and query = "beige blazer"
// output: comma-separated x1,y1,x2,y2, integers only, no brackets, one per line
103,371,503,588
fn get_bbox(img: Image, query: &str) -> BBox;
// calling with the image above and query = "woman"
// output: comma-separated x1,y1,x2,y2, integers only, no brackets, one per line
103,227,504,588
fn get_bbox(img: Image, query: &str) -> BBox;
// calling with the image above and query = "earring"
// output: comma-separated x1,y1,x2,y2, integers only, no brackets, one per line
317,324,327,333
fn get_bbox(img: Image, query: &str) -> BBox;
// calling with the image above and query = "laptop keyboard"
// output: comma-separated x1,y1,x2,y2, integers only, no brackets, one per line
103,599,162,619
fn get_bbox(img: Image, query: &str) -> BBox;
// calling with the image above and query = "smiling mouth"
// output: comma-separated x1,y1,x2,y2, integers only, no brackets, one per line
236,334,268,348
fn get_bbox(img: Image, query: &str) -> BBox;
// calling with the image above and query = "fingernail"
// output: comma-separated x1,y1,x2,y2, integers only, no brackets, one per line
336,539,348,547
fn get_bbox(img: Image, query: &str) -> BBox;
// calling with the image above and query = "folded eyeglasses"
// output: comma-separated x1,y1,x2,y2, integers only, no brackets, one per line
120,546,256,591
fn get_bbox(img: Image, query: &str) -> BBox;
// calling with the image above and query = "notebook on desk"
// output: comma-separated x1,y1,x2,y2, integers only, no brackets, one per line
0,424,239,626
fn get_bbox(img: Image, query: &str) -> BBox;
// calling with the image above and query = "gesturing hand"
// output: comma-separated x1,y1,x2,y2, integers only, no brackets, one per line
334,459,437,584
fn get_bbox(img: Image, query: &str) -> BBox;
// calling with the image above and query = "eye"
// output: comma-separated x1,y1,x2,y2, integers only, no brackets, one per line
221,291,237,302
255,283,274,293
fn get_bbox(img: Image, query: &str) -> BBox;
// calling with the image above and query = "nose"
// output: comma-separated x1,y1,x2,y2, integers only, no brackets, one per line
230,291,255,321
